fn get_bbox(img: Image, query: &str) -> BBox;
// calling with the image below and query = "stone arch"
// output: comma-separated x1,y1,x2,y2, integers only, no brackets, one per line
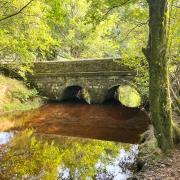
61,85,91,104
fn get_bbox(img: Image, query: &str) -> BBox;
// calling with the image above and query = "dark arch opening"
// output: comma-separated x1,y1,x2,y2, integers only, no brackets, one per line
62,86,90,104
104,85,121,105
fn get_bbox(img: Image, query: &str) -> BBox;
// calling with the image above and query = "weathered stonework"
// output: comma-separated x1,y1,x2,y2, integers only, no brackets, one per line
30,58,136,103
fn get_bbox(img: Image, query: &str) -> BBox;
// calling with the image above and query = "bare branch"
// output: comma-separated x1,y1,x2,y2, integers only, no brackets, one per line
119,21,148,43
100,0,132,21
0,0,35,22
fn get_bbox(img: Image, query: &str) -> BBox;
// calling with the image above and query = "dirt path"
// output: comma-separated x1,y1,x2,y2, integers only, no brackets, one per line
135,145,180,179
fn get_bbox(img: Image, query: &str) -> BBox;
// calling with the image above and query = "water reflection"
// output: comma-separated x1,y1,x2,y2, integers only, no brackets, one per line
0,132,14,145
59,144,138,180
0,103,149,179
0,129,138,179
0,103,149,144
96,145,138,180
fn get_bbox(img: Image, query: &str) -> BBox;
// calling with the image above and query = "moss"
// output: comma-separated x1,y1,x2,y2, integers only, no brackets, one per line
136,125,162,169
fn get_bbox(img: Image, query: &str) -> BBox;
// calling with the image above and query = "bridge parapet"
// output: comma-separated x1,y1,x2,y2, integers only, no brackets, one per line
33,58,133,75
30,58,137,104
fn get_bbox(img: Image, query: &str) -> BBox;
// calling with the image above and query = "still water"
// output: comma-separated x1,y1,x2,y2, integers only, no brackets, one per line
0,102,149,179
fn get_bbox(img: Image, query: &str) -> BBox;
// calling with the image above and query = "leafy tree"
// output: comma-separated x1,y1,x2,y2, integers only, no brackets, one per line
87,0,180,152
0,0,57,66
46,0,124,59
142,0,180,151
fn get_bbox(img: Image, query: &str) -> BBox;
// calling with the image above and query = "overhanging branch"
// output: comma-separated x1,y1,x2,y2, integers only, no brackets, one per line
100,0,132,21
0,0,35,22
119,21,148,43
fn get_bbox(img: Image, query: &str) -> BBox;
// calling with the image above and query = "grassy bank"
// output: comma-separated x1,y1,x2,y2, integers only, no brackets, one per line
0,75,41,113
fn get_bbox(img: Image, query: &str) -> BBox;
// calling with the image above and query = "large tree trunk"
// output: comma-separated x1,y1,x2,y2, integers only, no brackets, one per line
143,0,180,152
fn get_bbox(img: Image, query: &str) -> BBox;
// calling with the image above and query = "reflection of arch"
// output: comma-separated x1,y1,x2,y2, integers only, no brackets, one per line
118,80,143,98
104,83,142,107
62,85,90,104
117,81,146,108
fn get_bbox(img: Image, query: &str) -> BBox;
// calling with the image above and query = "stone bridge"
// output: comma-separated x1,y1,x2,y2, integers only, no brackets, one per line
30,58,136,104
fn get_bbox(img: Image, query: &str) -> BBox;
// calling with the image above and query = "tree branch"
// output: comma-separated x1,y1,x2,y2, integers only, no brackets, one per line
0,0,35,22
120,21,148,43
101,0,132,21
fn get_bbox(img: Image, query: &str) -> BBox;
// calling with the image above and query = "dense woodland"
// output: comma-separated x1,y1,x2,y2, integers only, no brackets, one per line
0,0,180,159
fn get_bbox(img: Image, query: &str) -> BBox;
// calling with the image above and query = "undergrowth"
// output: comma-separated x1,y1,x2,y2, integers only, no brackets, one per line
0,74,41,113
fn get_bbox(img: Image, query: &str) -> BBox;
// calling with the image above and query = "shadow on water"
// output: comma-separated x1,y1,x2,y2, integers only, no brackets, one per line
0,100,149,144
103,98,122,105
49,98,88,105
60,98,88,104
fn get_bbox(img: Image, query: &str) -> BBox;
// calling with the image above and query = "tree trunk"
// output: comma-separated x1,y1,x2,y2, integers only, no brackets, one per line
143,0,178,152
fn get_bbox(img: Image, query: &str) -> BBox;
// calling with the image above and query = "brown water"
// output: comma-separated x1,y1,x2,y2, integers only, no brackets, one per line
0,102,149,179
1,102,149,144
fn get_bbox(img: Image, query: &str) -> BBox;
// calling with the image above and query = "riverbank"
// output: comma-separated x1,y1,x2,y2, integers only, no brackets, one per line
0,75,42,114
134,114,180,179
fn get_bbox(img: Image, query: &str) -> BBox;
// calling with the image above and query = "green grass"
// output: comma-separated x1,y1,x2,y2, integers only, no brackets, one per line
3,98,41,112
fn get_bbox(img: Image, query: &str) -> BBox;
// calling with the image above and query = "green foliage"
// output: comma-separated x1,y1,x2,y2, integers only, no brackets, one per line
118,85,141,107
0,74,41,112
0,129,61,179
0,0,179,99
57,138,121,178
0,0,57,63
3,98,40,112
167,0,180,62
0,0,149,61
11,88,38,103
0,129,132,179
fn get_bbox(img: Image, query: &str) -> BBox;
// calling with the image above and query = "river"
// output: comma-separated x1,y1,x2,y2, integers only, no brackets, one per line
0,102,149,179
